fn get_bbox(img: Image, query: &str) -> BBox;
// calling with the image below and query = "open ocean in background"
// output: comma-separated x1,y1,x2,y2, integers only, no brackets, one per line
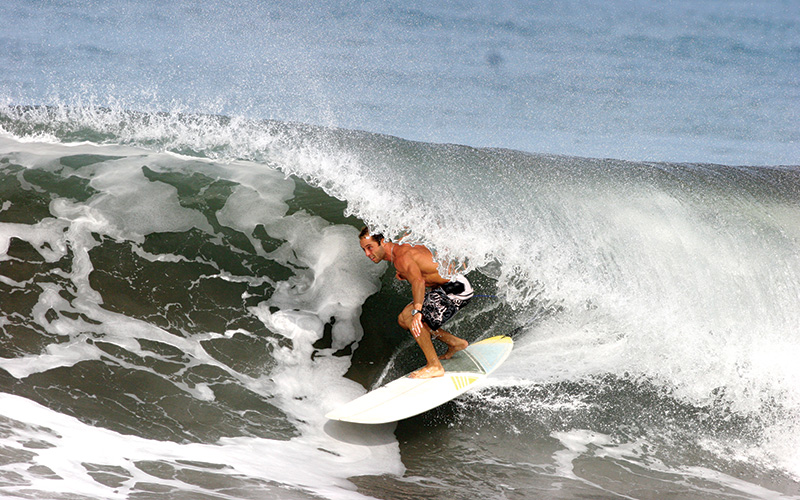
1,1,799,499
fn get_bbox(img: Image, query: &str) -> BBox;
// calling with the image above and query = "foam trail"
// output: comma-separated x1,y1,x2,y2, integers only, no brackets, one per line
0,393,398,500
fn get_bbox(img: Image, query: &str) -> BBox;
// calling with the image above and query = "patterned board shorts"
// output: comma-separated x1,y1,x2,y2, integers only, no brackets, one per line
420,277,473,331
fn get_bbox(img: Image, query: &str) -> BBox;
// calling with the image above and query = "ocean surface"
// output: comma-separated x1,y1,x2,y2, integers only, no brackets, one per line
1,1,799,499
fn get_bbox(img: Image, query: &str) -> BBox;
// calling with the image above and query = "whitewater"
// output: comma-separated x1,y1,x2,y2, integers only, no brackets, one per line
1,1,799,499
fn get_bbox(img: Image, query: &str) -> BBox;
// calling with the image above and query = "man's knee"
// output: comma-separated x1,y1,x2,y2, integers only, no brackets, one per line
398,312,409,330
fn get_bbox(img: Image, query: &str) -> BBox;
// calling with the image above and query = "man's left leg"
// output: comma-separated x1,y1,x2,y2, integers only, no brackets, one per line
409,324,446,378
431,329,468,360
398,304,445,378
424,289,470,359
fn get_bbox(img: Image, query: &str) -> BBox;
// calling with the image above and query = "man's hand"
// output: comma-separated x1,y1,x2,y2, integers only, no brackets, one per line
411,312,423,338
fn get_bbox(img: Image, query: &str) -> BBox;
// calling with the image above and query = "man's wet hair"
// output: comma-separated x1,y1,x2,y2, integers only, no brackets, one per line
359,226,384,244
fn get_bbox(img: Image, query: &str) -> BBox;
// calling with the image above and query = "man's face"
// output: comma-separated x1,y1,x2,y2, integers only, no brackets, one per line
360,236,385,263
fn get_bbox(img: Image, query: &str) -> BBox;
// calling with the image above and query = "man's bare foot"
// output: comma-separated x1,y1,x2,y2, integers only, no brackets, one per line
409,364,445,379
439,338,469,360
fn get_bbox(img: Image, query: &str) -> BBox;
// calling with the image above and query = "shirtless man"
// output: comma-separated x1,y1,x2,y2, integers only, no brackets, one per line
358,227,473,378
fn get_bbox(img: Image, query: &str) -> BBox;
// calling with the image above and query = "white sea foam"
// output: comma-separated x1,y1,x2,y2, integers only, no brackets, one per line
0,218,69,263
551,430,800,499
0,392,397,500
217,183,292,256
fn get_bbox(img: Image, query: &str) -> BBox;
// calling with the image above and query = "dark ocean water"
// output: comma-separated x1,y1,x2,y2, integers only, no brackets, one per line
1,1,800,499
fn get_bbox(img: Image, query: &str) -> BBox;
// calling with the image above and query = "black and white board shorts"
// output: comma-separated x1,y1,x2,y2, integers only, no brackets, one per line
420,275,474,331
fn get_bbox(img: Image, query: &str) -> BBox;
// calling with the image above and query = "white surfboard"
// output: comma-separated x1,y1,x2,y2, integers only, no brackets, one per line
326,335,513,424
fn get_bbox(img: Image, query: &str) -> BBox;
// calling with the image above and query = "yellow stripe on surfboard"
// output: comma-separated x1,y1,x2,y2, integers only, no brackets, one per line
450,374,479,391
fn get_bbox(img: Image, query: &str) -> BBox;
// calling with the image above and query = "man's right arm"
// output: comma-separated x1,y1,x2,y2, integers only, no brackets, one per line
397,256,426,336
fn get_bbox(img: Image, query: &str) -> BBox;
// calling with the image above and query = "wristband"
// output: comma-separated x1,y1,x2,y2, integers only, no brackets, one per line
411,309,422,316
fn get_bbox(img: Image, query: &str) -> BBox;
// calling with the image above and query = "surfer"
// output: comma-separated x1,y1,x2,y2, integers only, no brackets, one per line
358,227,473,379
